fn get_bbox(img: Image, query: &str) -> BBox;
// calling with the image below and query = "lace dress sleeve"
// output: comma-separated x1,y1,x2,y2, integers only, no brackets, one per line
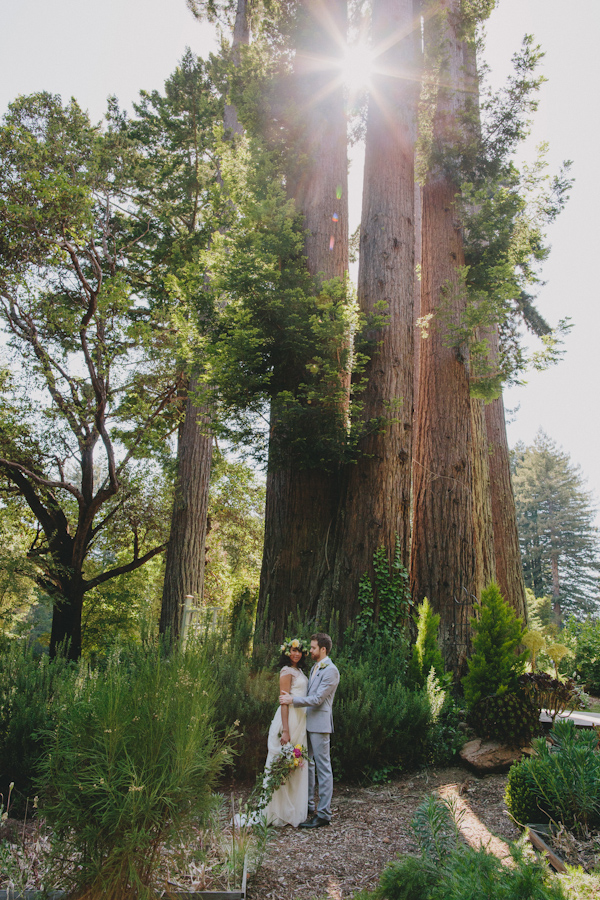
279,665,296,678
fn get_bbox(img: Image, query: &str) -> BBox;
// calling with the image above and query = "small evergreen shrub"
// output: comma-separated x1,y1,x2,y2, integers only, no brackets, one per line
467,690,540,746
407,598,445,690
423,672,463,767
505,761,543,825
191,629,275,779
378,855,438,900
505,719,600,833
331,661,432,780
38,644,232,900
462,582,528,708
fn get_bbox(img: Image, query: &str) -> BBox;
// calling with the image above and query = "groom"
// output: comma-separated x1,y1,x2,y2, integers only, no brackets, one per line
280,632,340,828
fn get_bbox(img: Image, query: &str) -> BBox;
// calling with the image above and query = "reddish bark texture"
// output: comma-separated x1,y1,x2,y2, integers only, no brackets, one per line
316,0,418,627
410,179,476,675
471,396,496,597
485,330,527,621
410,1,477,674
256,0,349,642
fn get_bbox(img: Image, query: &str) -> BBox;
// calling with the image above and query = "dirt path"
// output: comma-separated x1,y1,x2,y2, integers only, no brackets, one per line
247,766,518,900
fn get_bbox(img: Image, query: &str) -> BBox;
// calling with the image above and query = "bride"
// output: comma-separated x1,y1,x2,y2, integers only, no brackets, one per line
263,638,309,827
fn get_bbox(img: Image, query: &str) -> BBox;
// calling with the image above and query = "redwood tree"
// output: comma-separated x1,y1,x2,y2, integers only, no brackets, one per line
158,0,250,638
316,0,418,627
485,329,526,619
255,0,350,640
410,0,482,675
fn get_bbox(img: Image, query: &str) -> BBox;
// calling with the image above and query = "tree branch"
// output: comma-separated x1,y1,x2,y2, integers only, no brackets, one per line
85,542,168,590
0,456,83,501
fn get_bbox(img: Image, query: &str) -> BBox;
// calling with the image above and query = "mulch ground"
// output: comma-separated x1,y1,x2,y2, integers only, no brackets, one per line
246,766,519,900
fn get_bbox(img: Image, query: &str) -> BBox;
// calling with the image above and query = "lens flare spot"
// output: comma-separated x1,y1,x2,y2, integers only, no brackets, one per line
341,42,374,93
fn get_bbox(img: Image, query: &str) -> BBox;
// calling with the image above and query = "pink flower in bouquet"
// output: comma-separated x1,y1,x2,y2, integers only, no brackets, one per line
293,745,303,758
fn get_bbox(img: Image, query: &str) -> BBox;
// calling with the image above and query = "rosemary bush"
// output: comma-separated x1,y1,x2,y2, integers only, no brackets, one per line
505,719,600,834
0,638,80,814
375,796,566,900
38,643,233,900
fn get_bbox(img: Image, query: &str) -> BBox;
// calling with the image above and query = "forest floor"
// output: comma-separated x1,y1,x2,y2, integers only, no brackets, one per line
246,765,519,900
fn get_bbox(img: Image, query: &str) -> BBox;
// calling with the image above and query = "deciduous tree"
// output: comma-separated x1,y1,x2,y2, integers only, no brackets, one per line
0,95,175,657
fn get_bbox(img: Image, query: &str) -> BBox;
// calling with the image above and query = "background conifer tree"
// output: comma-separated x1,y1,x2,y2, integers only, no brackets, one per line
512,430,600,623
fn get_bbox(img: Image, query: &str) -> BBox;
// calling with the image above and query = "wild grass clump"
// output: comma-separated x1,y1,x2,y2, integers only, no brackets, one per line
38,642,234,900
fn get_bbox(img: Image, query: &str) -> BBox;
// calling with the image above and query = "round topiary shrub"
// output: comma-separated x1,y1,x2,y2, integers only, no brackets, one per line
467,690,539,746
505,761,543,825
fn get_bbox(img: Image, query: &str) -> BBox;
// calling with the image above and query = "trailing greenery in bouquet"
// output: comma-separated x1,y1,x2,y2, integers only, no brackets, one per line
247,743,309,814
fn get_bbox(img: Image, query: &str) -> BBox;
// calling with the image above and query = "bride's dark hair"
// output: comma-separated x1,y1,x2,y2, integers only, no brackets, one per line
277,648,307,671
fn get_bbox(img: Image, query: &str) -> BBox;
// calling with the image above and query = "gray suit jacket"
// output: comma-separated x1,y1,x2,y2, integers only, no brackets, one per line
292,658,340,733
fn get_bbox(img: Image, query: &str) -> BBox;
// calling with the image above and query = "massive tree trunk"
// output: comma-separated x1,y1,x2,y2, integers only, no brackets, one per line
413,181,423,420
471,396,496,597
462,41,495,601
316,0,417,628
224,0,249,137
410,0,476,677
484,328,527,620
160,376,212,640
256,0,349,642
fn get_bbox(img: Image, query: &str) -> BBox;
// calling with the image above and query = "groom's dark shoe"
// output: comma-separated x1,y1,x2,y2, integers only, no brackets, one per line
299,814,317,827
299,815,330,828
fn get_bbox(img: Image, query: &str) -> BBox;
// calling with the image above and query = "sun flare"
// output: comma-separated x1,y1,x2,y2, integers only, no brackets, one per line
340,42,375,93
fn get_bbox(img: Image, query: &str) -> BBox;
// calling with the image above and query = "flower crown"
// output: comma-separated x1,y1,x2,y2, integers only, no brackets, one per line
280,637,307,655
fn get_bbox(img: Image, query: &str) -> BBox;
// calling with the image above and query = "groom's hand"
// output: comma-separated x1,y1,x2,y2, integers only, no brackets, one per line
279,691,293,705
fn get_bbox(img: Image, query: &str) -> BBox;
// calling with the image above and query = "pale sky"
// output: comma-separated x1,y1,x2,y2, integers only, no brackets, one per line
1,0,599,519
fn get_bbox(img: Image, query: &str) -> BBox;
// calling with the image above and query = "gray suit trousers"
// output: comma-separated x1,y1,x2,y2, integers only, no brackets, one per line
307,731,333,821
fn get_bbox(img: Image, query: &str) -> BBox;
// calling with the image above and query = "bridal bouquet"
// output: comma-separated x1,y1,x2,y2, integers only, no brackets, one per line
248,743,309,814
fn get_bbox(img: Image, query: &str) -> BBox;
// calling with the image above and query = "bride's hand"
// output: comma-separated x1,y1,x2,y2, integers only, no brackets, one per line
280,729,290,745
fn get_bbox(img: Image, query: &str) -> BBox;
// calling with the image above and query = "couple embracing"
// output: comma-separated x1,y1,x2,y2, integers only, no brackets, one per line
264,633,340,828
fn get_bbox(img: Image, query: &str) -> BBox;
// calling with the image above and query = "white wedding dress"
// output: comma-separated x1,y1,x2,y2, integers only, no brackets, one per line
263,665,309,827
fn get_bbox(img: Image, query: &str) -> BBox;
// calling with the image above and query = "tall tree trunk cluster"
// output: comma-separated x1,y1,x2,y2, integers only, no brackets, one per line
161,0,526,676
256,0,527,676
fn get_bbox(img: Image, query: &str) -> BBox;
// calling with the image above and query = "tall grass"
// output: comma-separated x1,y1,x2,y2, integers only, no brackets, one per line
38,643,233,900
